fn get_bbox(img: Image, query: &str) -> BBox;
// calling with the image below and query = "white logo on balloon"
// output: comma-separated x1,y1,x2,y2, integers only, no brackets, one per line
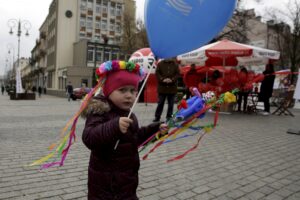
166,0,192,16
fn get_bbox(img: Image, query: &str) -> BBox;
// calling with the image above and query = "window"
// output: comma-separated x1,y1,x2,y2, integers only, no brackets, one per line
87,46,94,62
96,6,101,13
110,24,114,31
87,21,93,28
96,0,101,5
80,32,86,38
80,3,87,10
95,35,101,41
87,0,93,9
101,20,107,30
111,50,118,60
116,3,122,16
81,79,88,87
87,32,92,38
102,6,107,13
103,48,110,61
96,51,102,62
80,20,86,27
119,54,125,60
110,8,115,16
95,22,100,29
116,25,121,33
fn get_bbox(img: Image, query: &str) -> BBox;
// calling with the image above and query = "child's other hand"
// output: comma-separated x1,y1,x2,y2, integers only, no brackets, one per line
155,123,169,140
159,123,169,135
119,117,133,134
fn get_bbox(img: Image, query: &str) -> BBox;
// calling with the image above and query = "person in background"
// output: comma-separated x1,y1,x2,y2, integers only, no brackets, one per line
1,85,4,95
153,58,180,122
38,86,42,98
183,63,199,99
259,64,275,115
237,67,251,113
66,81,73,102
32,85,37,93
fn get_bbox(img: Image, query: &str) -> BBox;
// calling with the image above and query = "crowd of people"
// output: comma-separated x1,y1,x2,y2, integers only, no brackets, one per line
180,63,294,116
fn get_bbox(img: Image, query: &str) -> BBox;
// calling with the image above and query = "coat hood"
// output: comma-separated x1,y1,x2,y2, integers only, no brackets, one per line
81,95,111,118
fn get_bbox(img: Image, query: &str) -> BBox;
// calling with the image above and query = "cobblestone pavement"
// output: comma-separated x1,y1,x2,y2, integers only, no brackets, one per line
0,93,300,200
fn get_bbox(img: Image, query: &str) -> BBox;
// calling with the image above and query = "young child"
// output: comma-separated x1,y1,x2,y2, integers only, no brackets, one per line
81,61,168,200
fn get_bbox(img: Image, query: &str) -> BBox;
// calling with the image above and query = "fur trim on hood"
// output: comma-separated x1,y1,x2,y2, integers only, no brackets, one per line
81,95,110,118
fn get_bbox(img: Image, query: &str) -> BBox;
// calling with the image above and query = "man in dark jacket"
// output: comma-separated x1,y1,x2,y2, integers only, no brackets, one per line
66,81,73,101
153,58,180,122
259,64,275,115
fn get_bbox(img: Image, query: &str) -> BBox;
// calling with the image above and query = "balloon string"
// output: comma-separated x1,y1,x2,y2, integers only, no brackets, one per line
128,67,153,118
166,107,219,162
142,105,211,160
29,79,105,168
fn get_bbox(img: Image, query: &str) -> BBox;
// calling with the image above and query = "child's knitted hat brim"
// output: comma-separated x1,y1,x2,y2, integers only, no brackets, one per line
103,70,140,97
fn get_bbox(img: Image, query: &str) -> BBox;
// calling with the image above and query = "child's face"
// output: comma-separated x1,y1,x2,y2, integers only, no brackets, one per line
109,85,137,110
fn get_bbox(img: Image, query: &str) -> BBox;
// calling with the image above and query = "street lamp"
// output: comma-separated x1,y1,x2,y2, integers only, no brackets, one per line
7,19,31,94
7,19,31,70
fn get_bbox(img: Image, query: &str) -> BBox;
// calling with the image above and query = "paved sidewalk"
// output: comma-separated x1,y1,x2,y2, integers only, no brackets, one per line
0,93,300,200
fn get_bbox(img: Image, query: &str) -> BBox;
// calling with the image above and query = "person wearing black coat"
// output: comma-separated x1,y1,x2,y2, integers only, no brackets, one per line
81,67,167,200
153,58,180,122
259,64,275,115
66,82,73,102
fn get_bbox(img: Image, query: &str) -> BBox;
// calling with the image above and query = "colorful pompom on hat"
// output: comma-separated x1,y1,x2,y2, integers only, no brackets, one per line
96,60,145,97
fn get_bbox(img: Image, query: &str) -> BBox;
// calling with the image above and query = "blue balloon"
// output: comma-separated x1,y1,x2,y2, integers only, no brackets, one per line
145,0,237,58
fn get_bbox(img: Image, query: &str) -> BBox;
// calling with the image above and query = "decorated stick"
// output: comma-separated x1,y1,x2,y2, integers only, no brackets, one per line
114,66,153,150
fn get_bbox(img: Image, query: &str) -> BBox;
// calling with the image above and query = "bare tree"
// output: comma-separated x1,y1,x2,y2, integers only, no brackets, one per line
265,0,300,83
120,0,137,54
135,18,149,49
216,0,256,43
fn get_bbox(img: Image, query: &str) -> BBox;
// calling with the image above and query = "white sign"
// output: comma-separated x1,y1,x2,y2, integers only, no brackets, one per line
16,67,24,94
294,69,300,100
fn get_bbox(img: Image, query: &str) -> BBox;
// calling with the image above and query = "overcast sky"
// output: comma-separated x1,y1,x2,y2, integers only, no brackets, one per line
0,0,291,76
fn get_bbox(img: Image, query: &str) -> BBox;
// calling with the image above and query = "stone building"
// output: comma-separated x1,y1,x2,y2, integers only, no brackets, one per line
29,0,136,96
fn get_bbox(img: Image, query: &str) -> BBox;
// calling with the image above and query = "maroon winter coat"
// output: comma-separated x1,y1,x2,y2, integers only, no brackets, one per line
82,95,161,200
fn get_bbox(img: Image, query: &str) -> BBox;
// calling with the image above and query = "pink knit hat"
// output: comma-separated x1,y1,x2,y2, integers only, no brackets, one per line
103,70,141,97
96,60,145,97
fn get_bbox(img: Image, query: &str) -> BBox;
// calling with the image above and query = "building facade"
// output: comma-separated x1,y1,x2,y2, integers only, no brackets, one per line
28,0,135,96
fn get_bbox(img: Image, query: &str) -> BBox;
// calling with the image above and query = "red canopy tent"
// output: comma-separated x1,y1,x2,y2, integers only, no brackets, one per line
177,39,280,66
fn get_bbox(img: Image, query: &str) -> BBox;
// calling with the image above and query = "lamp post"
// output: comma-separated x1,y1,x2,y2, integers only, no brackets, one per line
8,19,31,69
7,19,31,94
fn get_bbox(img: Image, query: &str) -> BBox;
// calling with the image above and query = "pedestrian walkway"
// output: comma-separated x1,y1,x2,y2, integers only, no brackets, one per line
0,94,300,200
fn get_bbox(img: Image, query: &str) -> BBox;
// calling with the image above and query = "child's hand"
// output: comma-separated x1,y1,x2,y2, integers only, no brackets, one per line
155,123,169,140
159,123,169,135
119,117,133,134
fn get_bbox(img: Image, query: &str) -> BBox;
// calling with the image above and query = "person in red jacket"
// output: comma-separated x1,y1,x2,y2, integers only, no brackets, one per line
183,64,200,99
237,67,251,112
81,61,167,200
